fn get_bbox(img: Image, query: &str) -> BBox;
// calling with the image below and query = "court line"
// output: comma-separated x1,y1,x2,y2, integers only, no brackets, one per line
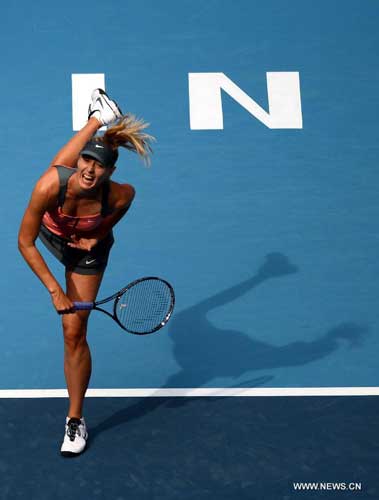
0,387,378,398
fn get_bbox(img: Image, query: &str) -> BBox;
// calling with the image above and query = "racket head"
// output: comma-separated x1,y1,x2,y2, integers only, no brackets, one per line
113,277,175,335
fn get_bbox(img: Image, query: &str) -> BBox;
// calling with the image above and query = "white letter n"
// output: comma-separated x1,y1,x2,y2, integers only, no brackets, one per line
188,72,302,130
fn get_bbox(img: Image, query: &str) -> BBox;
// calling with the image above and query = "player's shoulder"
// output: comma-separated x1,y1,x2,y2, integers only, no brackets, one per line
109,181,136,210
34,166,60,200
26,167,61,212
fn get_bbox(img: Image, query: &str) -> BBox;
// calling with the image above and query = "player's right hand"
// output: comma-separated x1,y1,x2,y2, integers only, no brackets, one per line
50,287,75,314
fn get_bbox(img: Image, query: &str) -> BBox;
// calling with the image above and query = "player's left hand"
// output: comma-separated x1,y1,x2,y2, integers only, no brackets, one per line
67,234,99,251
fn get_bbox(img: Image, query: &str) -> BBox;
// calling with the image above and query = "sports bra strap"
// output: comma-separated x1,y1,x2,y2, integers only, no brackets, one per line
55,165,75,207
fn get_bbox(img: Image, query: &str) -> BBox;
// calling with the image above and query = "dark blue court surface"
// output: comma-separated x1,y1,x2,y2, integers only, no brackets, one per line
1,396,378,499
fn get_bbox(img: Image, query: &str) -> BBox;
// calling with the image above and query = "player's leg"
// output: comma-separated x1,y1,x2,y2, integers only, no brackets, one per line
50,88,122,168
62,270,104,419
60,270,103,457
49,117,101,168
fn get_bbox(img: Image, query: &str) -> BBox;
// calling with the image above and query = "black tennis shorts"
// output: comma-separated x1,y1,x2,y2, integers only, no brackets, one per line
39,225,114,275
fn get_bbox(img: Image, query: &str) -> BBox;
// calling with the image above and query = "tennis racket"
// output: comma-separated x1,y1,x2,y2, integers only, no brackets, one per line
73,277,175,335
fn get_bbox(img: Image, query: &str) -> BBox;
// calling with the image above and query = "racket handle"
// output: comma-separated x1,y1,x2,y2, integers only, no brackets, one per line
73,301,95,311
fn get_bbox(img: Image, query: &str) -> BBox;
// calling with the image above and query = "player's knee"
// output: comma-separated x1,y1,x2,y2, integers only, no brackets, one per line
63,328,87,353
62,315,88,352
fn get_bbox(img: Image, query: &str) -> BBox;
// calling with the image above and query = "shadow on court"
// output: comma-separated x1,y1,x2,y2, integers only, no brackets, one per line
89,252,368,439
64,252,376,500
1,253,373,500
164,252,368,388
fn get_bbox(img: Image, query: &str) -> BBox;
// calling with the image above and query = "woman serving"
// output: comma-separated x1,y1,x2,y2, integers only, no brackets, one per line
18,89,153,456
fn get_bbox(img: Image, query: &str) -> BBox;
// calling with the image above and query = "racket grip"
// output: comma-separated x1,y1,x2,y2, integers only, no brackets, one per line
73,301,95,311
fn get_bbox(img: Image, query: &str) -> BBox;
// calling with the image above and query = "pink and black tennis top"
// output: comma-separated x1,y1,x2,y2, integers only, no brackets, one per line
42,165,111,240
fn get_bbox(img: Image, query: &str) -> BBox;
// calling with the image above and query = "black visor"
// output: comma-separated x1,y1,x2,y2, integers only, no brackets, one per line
80,140,118,168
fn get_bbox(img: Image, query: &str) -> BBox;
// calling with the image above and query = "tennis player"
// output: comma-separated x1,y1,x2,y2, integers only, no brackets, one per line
18,89,153,456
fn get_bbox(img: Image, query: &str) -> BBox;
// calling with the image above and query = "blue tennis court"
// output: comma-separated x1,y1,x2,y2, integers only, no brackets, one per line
1,0,379,497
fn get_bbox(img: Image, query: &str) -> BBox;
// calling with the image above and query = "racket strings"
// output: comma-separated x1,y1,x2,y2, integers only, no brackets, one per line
116,279,173,334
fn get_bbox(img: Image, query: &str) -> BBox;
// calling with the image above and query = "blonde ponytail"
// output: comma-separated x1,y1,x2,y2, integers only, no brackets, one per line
100,114,154,165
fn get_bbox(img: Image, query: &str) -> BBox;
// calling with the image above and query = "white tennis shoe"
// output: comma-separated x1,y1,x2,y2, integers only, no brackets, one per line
88,88,123,126
60,417,88,457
